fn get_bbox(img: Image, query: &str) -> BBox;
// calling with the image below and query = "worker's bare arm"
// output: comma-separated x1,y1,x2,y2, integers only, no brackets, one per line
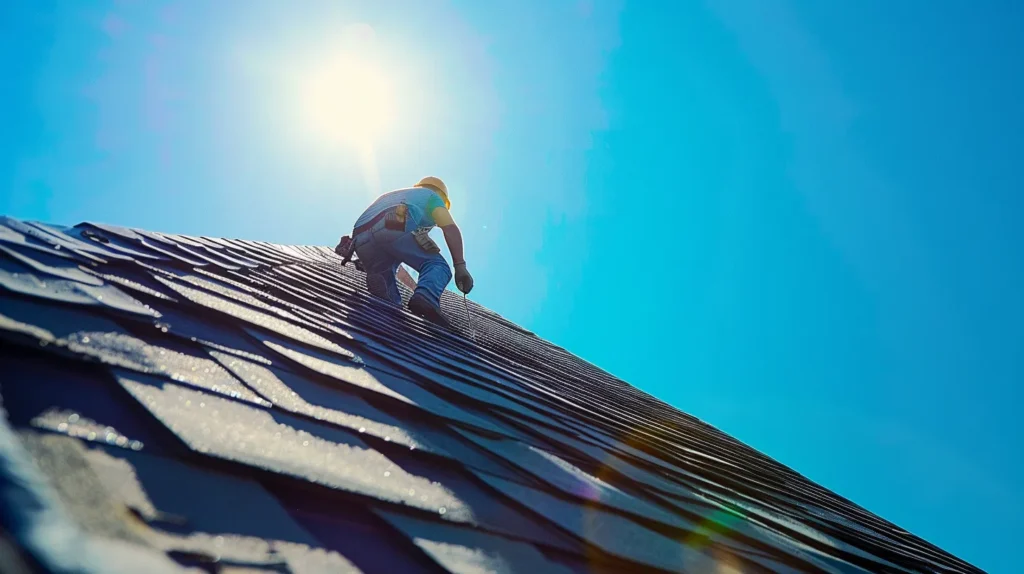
430,206,462,263
431,205,473,293
440,223,465,265
440,222,474,293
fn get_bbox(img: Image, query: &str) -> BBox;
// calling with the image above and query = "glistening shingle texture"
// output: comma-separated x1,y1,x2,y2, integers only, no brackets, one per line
0,216,979,573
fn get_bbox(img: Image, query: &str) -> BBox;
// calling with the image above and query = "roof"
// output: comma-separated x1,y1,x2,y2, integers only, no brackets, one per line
0,215,980,573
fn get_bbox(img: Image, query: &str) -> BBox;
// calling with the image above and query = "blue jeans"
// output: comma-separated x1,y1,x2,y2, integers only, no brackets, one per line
354,220,451,307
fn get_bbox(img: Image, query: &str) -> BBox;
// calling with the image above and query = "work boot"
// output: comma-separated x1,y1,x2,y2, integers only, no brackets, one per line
407,292,451,329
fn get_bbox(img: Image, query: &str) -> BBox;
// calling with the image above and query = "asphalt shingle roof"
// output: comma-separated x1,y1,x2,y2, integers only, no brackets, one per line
0,216,980,573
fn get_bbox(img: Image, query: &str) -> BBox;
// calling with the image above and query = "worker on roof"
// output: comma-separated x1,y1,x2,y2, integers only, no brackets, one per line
337,176,473,327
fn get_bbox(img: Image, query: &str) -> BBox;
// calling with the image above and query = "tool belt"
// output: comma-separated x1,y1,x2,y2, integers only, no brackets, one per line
352,204,408,237
338,205,438,270
337,205,408,270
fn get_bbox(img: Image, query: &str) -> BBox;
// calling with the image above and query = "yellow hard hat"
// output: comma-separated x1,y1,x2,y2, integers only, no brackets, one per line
414,176,450,209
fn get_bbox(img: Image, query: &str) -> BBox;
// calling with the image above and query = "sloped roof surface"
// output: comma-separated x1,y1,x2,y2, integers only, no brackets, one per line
0,216,980,573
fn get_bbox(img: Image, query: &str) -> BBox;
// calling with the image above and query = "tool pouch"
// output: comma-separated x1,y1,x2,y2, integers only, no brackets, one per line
335,235,354,258
335,235,365,270
384,204,408,231
413,228,441,254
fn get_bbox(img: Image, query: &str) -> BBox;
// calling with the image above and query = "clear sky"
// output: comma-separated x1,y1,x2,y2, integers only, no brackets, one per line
2,1,1021,571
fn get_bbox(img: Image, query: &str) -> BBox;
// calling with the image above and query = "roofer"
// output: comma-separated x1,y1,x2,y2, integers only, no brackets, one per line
336,177,473,327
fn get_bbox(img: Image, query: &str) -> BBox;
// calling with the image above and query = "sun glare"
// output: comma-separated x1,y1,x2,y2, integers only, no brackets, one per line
300,53,395,146
282,23,404,194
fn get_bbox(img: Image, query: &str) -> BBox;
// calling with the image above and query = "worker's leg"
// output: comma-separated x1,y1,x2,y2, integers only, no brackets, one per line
364,262,401,305
388,233,452,307
354,231,402,305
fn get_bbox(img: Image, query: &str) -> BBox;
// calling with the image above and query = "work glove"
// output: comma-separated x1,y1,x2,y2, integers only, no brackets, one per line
454,262,474,294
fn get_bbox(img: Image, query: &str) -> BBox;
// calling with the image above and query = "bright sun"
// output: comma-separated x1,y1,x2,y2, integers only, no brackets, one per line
298,44,395,147
279,23,410,194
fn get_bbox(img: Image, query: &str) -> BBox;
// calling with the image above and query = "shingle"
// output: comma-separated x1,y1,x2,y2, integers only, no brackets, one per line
1,218,116,264
357,340,570,431
211,351,448,455
88,268,180,302
254,335,510,436
0,224,96,268
63,330,268,406
226,239,295,266
82,445,318,543
188,236,267,268
475,473,740,573
381,423,529,480
0,426,187,574
28,221,141,261
17,432,149,545
30,408,145,452
136,238,216,267
134,229,233,268
116,372,472,519
166,269,303,318
0,308,58,346
380,449,583,553
360,365,511,435
0,243,104,285
76,225,174,262
499,415,811,568
522,427,688,497
456,430,704,533
197,267,314,312
259,339,400,400
152,273,357,358
0,350,181,455
134,301,275,365
0,255,157,317
273,494,438,574
146,234,250,271
76,444,365,573
270,542,364,574
376,509,577,574
698,495,894,572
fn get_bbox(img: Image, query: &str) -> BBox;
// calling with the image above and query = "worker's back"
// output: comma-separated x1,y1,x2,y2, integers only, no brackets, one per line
355,187,445,233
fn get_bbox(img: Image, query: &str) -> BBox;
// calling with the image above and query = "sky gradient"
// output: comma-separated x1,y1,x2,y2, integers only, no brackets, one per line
2,1,1021,571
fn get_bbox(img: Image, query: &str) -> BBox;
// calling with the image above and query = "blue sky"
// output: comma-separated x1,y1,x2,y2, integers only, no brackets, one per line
2,1,1021,571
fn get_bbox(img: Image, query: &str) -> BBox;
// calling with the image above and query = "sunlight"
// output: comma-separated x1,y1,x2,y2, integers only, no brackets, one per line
280,22,404,195
227,19,443,196
299,50,396,147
